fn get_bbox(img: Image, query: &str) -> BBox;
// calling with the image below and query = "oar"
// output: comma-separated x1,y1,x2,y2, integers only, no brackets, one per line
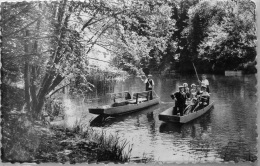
183,104,192,114
192,102,200,113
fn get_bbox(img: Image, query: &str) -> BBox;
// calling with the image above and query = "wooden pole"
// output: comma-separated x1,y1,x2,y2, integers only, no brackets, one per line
192,63,200,82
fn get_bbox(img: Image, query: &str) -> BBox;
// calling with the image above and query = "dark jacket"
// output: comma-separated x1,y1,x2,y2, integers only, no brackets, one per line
145,79,154,91
170,91,186,106
185,92,190,99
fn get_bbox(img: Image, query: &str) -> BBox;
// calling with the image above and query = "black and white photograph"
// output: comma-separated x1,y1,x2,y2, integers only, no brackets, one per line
1,0,258,165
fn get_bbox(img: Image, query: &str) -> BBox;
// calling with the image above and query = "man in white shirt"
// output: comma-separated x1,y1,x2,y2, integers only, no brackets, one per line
141,74,154,99
199,74,210,92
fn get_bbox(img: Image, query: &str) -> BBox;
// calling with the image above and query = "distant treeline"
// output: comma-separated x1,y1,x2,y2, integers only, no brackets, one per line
112,0,256,74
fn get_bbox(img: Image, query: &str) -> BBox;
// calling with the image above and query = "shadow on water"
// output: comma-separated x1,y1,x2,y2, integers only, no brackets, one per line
159,122,183,133
90,104,161,127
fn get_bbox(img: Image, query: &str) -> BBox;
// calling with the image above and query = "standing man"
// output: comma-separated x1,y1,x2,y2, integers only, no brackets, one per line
141,74,154,99
199,74,210,93
170,86,186,116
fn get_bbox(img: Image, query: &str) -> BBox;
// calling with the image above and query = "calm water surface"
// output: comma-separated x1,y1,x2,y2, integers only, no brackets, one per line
59,74,257,163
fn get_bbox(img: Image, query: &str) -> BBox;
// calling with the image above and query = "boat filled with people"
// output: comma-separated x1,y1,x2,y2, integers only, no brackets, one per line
89,91,160,116
159,101,214,123
159,80,214,123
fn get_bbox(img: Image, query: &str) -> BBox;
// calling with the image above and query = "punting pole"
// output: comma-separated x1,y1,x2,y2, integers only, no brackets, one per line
192,62,200,82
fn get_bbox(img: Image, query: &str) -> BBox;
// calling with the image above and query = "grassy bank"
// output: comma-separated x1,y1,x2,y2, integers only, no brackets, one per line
1,83,132,163
2,121,132,163
35,125,132,163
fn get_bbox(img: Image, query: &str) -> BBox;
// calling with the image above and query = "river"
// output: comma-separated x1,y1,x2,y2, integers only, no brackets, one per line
58,74,257,163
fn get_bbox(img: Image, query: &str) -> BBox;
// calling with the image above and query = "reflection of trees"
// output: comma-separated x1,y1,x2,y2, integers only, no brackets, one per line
146,112,156,134
215,75,257,163
217,139,257,162
159,110,215,161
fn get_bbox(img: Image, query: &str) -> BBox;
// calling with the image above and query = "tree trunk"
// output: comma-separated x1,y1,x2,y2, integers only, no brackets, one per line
24,30,31,116
34,0,69,117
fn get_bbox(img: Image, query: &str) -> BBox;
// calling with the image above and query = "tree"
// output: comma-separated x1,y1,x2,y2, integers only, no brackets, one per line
109,0,176,73
2,0,177,121
177,0,256,73
197,0,256,73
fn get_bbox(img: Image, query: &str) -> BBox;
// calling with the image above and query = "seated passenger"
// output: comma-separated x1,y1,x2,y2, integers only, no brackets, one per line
190,84,197,99
183,83,190,103
198,74,210,93
198,84,210,106
183,83,189,93
191,84,209,112
196,85,202,97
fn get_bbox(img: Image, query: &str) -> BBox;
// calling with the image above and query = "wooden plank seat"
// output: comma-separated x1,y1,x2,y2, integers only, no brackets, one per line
110,91,131,107
110,91,131,102
111,101,129,107
109,91,151,106
128,91,150,104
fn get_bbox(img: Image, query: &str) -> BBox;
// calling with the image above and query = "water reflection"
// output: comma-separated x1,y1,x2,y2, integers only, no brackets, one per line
159,122,182,134
60,74,257,163
146,112,156,134
217,139,257,162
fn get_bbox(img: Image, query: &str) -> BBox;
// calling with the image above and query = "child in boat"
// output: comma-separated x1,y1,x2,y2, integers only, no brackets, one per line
197,84,210,107
190,84,197,99
190,84,209,112
183,83,191,107
183,83,190,99
189,84,198,106
198,74,210,93
196,85,202,97
189,85,203,113
170,85,186,116
184,84,198,114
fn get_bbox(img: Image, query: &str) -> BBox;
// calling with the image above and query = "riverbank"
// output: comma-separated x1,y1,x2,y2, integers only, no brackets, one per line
1,83,132,163
2,74,258,163
35,125,132,163
2,120,132,163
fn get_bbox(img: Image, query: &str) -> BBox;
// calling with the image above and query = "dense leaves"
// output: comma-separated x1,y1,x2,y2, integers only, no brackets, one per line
2,0,256,120
180,0,256,73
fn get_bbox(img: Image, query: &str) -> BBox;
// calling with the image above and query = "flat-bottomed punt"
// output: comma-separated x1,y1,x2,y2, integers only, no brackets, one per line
159,101,214,123
89,91,160,116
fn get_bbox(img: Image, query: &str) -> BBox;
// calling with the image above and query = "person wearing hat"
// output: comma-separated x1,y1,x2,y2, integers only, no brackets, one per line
170,85,186,116
183,83,188,88
198,74,210,93
141,74,154,99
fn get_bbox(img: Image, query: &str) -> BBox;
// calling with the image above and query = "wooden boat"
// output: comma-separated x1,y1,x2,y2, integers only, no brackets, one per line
159,101,214,123
89,91,160,116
